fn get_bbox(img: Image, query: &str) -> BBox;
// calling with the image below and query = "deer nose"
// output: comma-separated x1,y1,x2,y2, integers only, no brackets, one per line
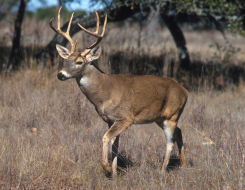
57,72,65,81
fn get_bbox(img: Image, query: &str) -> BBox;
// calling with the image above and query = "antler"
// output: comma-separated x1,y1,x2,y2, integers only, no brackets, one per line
49,6,77,54
77,9,107,58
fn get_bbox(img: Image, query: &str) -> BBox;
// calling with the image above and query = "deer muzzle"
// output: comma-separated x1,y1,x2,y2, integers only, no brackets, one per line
57,72,68,81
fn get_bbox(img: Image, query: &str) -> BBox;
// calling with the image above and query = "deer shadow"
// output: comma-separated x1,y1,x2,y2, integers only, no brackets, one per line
105,153,133,178
166,155,181,172
166,155,193,172
106,154,193,177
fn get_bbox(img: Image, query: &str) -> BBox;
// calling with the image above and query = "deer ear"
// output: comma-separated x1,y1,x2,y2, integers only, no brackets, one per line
87,46,101,61
56,44,71,59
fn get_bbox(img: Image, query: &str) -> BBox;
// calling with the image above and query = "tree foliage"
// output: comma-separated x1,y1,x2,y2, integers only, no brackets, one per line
175,0,245,36
90,0,245,36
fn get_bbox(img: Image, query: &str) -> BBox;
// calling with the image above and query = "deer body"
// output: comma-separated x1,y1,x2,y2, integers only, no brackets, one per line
51,7,188,177
76,68,187,125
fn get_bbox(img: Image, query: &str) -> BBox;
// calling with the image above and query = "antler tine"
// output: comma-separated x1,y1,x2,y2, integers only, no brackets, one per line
86,14,107,49
57,6,61,29
77,10,101,38
101,14,107,37
78,10,107,58
67,12,74,35
94,9,100,34
49,6,76,53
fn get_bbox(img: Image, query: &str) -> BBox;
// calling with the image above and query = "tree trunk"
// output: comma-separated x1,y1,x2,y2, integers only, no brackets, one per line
160,13,191,70
7,0,27,71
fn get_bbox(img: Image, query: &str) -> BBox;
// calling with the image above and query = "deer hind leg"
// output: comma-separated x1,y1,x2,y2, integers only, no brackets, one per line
102,120,132,176
161,120,176,173
174,127,187,167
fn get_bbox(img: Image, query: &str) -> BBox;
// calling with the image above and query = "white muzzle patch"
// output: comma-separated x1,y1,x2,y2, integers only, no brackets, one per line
60,70,72,78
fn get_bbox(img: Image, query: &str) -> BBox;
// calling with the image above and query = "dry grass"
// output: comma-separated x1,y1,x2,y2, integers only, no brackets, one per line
0,11,245,189
0,66,244,189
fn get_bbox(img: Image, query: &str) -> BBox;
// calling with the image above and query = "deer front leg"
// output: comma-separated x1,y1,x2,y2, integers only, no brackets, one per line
101,120,132,176
111,135,120,177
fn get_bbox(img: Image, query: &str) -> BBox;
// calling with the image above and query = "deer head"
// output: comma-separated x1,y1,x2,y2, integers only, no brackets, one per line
49,7,107,81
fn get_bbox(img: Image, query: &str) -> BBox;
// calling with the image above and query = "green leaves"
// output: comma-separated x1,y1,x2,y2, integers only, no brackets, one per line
175,0,245,36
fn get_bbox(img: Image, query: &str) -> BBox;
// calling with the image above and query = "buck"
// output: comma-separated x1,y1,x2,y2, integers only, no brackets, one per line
50,7,188,177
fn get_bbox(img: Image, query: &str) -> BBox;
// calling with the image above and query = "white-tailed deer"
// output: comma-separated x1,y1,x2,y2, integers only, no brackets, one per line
50,7,188,177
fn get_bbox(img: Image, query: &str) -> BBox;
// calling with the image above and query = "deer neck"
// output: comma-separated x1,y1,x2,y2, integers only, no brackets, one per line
75,62,108,105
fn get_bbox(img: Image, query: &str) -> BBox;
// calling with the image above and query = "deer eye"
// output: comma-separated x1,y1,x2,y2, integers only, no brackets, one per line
76,62,83,65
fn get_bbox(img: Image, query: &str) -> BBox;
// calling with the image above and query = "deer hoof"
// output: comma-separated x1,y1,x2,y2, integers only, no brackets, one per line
101,160,112,173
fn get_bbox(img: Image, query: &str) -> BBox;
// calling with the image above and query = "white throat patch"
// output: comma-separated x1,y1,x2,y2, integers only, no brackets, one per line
79,77,89,87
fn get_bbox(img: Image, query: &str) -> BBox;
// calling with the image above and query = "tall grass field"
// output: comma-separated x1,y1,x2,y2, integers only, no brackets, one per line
0,13,245,189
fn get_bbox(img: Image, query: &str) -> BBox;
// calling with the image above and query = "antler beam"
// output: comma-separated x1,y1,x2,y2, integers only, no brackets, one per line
77,9,107,58
49,6,77,53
